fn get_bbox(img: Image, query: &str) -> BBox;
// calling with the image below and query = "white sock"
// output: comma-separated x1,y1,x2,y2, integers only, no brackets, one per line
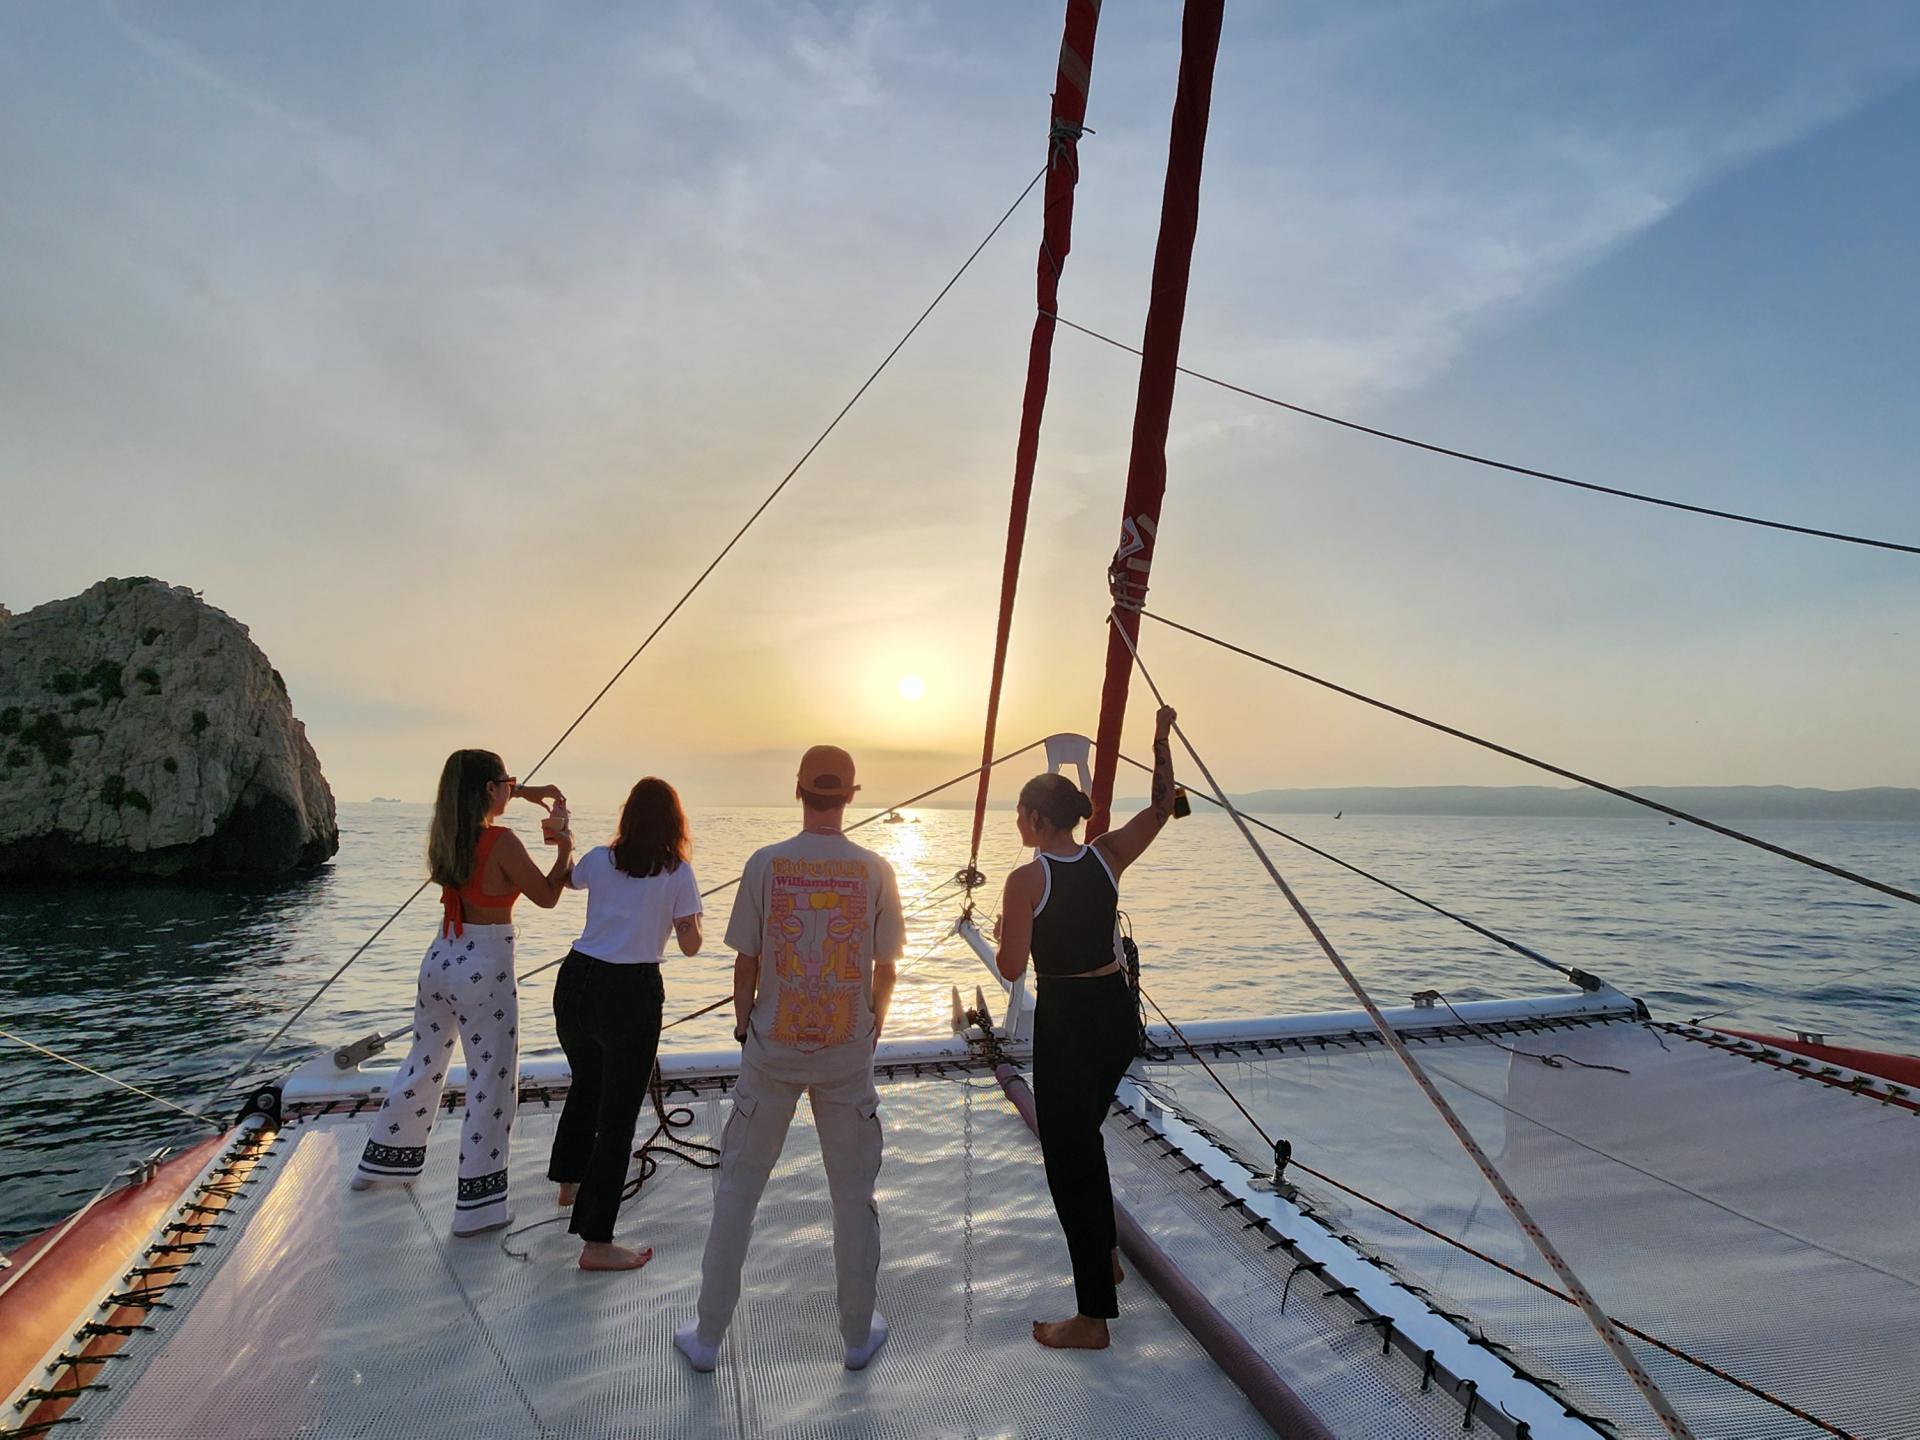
843,1312,888,1370
675,1321,719,1373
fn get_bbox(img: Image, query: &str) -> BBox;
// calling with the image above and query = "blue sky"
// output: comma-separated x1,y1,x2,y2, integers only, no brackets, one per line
1,2,1916,802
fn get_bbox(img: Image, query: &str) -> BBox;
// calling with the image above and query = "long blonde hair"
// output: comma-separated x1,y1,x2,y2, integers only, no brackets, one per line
427,749,503,888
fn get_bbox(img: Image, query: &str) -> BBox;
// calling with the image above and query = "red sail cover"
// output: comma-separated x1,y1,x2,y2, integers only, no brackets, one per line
1088,0,1225,837
967,0,1104,870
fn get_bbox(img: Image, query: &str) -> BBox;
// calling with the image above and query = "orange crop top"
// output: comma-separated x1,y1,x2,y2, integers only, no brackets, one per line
441,826,520,936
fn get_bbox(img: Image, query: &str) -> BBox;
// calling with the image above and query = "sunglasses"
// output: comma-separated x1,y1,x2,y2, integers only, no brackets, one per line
490,775,517,789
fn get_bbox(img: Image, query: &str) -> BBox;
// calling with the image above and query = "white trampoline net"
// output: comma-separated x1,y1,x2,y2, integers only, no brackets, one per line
1147,1017,1920,1440
70,1076,1309,1440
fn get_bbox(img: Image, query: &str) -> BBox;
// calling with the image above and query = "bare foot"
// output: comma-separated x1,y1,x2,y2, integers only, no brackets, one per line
557,1183,578,1207
1032,1316,1110,1350
579,1242,652,1272
1113,1249,1125,1286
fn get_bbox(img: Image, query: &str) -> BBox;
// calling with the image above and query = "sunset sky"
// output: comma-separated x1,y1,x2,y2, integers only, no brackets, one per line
3,2,1917,806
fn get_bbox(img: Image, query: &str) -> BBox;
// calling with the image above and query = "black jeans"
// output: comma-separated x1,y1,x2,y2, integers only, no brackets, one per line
546,951,665,1244
1032,971,1138,1320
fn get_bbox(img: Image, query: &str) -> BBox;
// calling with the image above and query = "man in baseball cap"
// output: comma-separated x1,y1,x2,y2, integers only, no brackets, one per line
677,743,902,1374
796,744,859,804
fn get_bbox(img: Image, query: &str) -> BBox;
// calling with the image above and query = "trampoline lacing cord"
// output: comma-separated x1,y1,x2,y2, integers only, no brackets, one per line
1429,993,1631,1074
1140,607,1920,912
1107,612,1701,1440
1049,312,1920,558
1137,992,1864,1437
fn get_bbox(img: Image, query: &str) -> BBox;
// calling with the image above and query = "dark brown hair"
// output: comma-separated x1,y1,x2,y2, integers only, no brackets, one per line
612,777,691,877
428,749,504,888
1018,773,1093,833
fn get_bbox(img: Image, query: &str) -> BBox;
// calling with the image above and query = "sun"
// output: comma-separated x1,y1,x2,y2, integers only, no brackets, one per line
897,673,926,702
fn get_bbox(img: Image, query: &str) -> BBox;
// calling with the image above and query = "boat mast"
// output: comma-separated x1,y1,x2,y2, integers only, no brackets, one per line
966,0,1104,889
1086,0,1225,839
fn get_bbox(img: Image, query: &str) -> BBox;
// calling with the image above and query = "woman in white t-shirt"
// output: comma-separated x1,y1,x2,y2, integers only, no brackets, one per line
546,777,703,1271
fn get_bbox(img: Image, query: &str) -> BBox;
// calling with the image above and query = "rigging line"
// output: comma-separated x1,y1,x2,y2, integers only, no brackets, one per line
520,163,1050,787
1143,608,1920,911
1136,984,1274,1149
1129,1003,1858,1437
186,891,429,1115
1116,752,1578,983
1107,613,1699,1440
0,1026,226,1131
662,996,731,1032
1424,1059,1920,1293
1430,992,1630,1074
1050,313,1920,558
368,738,1056,1054
200,170,1048,1106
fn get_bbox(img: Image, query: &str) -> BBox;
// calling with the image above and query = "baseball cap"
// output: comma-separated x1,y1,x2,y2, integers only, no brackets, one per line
797,744,860,800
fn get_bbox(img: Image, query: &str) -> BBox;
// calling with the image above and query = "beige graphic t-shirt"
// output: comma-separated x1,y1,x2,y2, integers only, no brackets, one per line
725,831,905,1053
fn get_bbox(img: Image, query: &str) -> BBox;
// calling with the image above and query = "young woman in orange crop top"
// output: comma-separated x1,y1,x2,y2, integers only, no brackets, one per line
351,748,575,1235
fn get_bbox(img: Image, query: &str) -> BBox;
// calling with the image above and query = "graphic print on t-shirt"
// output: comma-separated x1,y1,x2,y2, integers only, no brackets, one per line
766,857,871,1049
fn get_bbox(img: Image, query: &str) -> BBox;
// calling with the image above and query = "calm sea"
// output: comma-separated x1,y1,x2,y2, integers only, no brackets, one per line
3,801,1915,1246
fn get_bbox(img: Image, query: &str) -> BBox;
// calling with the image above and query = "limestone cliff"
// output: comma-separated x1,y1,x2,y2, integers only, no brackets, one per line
0,578,338,879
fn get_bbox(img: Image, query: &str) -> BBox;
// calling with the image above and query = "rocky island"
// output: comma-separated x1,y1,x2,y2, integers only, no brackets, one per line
0,578,338,880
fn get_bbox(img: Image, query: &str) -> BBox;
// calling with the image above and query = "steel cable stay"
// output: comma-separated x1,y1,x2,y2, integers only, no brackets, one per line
184,172,1050,1116
1129,988,1859,1438
1141,608,1920,912
1107,613,1701,1440
1115,751,1585,987
1050,312,1920,558
0,1026,226,1132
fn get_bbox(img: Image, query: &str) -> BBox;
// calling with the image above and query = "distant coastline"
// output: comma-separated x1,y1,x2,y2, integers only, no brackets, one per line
909,785,1920,821
339,786,1920,820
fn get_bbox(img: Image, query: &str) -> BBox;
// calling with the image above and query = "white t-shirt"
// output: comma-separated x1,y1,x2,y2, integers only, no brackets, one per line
566,847,702,964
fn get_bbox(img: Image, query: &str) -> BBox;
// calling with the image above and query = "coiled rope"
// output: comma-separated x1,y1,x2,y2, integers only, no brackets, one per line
1051,312,1920,557
1142,608,1920,910
1107,612,1699,1440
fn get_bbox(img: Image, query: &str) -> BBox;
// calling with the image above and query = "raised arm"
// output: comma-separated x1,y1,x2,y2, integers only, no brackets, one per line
992,861,1043,982
493,826,574,907
1093,705,1178,878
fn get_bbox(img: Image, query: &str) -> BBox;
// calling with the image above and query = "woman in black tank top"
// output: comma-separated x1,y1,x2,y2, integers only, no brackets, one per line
992,706,1180,1351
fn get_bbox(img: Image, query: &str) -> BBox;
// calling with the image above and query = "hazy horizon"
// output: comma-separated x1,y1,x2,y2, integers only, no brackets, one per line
4,4,1917,805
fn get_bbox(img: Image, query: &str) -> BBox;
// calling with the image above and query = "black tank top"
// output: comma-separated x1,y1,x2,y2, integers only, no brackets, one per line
1029,845,1120,977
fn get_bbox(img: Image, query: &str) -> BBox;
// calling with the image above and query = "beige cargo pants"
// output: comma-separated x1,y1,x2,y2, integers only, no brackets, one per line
693,1035,884,1351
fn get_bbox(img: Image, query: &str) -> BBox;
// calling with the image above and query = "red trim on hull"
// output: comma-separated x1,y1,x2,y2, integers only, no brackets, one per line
1718,1028,1920,1088
0,1136,225,1408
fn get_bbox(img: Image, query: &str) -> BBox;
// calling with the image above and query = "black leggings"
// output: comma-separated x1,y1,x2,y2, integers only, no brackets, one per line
1032,971,1138,1320
546,951,664,1244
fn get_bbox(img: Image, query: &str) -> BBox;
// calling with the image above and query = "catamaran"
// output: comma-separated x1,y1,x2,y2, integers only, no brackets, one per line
4,4,1915,1437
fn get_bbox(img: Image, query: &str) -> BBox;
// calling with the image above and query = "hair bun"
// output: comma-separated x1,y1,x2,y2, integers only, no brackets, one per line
1074,792,1094,821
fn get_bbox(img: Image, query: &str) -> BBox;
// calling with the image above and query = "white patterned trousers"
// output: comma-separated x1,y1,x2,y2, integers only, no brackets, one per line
354,923,520,1234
